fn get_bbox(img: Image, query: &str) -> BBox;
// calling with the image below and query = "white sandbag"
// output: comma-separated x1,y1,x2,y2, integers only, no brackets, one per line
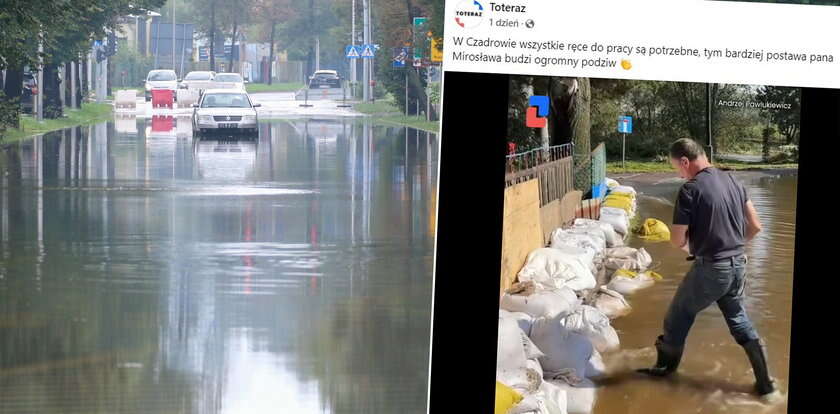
599,207,630,236
585,350,606,379
603,247,653,272
498,317,529,372
530,317,594,377
559,305,620,353
606,271,656,295
518,248,596,293
551,379,597,414
522,331,545,360
612,185,637,196
501,309,536,336
592,286,632,319
501,287,580,319
526,358,544,382
498,318,540,394
604,177,620,189
547,244,598,278
533,381,570,414
573,218,622,248
550,229,606,258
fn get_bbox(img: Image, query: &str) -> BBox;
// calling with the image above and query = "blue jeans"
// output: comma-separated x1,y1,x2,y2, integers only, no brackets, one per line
663,255,760,347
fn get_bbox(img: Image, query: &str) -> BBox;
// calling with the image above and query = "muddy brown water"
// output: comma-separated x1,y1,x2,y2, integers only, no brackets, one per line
0,117,437,414
595,171,796,414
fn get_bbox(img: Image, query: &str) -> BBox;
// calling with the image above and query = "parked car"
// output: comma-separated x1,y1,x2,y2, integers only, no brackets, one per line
213,73,247,91
308,70,341,89
21,72,38,113
144,69,178,101
179,71,215,92
191,89,260,136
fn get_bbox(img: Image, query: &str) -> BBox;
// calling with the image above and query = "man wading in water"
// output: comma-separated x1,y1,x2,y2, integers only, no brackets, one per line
637,138,779,399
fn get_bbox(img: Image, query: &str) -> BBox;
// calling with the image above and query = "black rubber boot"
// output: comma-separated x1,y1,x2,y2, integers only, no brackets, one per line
742,339,777,396
637,335,684,377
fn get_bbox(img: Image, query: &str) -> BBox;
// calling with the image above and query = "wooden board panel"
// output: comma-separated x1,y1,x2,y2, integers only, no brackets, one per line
540,199,561,246
500,179,543,298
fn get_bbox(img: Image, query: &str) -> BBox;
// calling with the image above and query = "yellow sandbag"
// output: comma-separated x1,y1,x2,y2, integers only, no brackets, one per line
615,268,663,280
636,218,671,242
604,196,634,214
610,190,636,200
495,381,523,414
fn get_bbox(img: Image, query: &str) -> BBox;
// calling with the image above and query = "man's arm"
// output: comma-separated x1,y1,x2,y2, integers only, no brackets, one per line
745,199,762,242
671,224,690,252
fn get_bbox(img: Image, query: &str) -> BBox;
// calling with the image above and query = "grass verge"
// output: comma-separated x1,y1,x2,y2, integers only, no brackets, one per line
246,82,305,93
606,160,798,174
353,98,439,134
1,103,112,144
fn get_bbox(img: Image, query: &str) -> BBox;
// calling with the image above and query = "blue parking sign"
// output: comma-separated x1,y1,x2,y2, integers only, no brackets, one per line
618,116,632,134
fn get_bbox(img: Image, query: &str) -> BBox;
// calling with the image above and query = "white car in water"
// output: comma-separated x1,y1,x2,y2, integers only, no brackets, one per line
213,72,247,91
179,71,216,93
191,89,260,136
144,69,178,101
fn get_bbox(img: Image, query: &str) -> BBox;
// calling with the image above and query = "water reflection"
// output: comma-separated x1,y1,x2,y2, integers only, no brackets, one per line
0,115,437,414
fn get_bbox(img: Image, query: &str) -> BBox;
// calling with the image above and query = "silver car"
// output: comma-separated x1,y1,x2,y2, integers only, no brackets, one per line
180,71,216,92
191,89,261,136
144,69,178,101
213,72,247,91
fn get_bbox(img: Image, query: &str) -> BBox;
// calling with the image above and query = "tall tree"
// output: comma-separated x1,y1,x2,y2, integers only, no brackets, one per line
254,0,296,85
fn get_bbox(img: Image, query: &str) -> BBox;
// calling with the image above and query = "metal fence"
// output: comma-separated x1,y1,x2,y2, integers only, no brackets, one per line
505,144,575,207
573,143,607,198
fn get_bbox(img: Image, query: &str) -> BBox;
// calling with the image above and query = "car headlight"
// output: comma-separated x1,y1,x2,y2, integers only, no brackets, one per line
199,115,213,122
145,84,151,90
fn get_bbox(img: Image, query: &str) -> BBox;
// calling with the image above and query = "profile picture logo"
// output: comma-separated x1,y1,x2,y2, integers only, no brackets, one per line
526,95,549,128
454,0,484,29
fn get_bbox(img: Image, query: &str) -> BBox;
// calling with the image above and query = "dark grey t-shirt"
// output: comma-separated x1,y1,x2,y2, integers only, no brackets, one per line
673,167,749,260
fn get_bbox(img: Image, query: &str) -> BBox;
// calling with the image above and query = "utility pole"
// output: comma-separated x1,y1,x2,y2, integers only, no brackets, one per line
172,0,176,73
706,83,713,163
315,37,320,71
362,0,369,102
71,60,77,109
351,0,356,94
36,32,43,121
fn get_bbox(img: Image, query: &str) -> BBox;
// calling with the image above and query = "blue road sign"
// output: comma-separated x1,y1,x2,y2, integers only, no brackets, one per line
345,45,361,59
618,116,633,134
393,47,408,68
361,44,375,59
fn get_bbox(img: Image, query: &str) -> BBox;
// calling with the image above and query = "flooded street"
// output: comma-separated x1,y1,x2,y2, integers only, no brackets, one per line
597,171,797,414
0,116,437,413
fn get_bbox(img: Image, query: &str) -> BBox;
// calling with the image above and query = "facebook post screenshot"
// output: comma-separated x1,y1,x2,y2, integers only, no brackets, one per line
430,1,839,413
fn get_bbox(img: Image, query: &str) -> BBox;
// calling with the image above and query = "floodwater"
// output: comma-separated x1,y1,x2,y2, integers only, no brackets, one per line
0,115,437,413
597,171,797,414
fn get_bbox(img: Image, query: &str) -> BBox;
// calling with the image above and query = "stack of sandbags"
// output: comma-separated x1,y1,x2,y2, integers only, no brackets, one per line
498,317,544,396
530,317,595,382
501,283,580,319
606,269,663,296
604,177,620,190
591,286,632,319
517,248,597,293
603,246,653,273
558,305,620,353
599,207,630,237
572,218,622,248
549,229,606,265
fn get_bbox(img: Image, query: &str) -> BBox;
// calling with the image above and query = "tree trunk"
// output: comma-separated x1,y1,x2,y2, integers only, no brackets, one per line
268,21,276,85
307,0,315,77
43,64,63,119
77,60,85,106
210,0,216,71
762,127,771,163
229,18,238,72
571,78,591,158
2,67,23,131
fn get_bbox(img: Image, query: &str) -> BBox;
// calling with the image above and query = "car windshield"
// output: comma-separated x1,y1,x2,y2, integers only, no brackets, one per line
148,71,176,81
215,74,242,82
201,93,251,108
185,72,211,80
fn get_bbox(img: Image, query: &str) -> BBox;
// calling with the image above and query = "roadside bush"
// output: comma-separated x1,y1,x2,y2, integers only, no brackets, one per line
0,92,21,138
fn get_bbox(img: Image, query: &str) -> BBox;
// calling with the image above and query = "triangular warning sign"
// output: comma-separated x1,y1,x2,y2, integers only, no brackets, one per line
361,45,374,58
346,46,360,58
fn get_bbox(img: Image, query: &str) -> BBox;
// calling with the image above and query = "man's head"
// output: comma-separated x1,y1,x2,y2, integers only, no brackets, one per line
669,138,710,179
